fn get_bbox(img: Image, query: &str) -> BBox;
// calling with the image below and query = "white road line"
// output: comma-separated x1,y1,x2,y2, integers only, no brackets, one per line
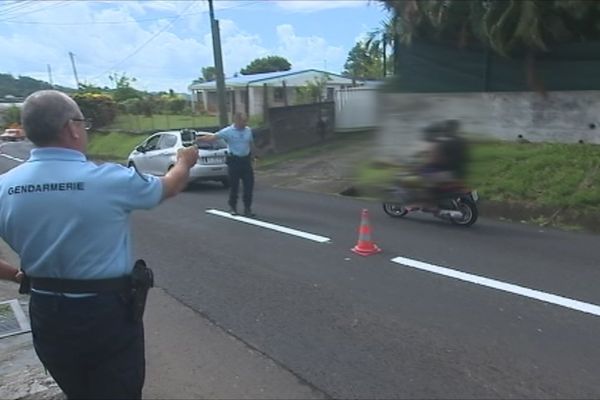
206,209,331,243
0,153,24,162
391,256,600,318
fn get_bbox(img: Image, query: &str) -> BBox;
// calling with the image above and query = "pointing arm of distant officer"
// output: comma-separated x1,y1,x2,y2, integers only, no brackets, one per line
159,146,199,199
0,258,22,284
196,127,259,160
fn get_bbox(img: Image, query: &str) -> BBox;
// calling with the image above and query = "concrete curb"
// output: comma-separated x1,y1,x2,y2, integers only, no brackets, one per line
0,243,63,400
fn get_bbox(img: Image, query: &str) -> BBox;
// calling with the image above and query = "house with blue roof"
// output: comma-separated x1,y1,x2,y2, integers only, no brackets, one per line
188,69,357,117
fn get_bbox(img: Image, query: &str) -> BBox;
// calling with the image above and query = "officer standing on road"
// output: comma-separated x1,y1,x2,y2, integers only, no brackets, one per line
0,90,198,399
198,111,256,217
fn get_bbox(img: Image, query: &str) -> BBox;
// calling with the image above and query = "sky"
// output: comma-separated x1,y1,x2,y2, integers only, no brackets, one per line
0,0,390,93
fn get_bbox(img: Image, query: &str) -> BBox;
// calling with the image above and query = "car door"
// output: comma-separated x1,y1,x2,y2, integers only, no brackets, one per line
136,134,162,175
153,133,179,176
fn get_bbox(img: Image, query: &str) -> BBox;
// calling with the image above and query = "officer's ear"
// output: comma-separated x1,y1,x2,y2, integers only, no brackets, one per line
64,120,80,141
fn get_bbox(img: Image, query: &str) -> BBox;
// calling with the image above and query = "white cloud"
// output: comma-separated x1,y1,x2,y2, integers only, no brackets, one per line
275,24,345,71
274,0,368,13
0,2,352,92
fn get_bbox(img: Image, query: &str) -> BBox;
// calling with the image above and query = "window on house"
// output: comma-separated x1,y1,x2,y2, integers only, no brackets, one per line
274,87,285,102
326,87,334,101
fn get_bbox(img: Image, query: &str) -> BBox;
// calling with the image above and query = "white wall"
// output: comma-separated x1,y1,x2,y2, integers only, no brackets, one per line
375,91,600,161
334,87,379,132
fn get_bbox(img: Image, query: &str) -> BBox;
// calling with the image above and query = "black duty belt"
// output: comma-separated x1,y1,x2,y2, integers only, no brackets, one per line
27,276,131,294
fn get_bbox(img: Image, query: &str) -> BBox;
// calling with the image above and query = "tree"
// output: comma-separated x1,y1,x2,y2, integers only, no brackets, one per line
378,0,600,93
342,40,384,80
192,66,217,84
240,56,291,75
296,76,331,104
71,93,117,128
108,72,140,102
366,14,398,77
0,73,73,98
2,105,21,128
78,82,105,94
379,0,600,56
202,66,216,82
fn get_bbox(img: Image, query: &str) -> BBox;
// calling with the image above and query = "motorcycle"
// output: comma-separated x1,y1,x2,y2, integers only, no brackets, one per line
382,182,479,226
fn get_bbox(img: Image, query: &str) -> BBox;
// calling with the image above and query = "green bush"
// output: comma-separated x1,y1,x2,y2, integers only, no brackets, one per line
119,98,144,115
72,93,117,128
167,97,187,114
2,105,21,128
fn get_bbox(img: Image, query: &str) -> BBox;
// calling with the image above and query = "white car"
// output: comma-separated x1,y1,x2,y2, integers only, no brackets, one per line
127,129,229,187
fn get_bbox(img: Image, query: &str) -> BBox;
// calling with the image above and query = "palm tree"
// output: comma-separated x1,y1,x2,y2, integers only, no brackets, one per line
365,14,398,77
379,0,600,55
378,0,600,93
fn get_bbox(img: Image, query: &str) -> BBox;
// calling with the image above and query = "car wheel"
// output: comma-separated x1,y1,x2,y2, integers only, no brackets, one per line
221,178,230,188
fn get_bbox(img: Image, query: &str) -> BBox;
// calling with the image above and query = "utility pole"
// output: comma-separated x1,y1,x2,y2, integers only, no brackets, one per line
68,51,80,89
47,64,54,87
208,0,228,127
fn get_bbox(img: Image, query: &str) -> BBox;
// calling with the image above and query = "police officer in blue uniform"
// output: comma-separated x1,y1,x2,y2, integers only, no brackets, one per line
0,90,198,399
198,111,256,217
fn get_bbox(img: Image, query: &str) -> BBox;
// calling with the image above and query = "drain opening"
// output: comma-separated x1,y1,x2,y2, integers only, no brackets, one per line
0,300,30,338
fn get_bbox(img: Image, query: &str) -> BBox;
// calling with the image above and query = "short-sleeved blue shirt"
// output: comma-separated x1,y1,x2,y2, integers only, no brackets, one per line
215,125,253,156
0,147,163,280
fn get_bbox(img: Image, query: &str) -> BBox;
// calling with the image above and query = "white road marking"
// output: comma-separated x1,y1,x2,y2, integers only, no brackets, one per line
391,256,600,318
206,209,331,243
0,153,24,162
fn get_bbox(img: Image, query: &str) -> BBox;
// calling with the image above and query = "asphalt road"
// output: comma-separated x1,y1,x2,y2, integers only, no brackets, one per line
0,140,32,168
1,144,599,399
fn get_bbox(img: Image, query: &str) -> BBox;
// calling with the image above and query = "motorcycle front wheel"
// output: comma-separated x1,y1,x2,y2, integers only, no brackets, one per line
382,202,408,218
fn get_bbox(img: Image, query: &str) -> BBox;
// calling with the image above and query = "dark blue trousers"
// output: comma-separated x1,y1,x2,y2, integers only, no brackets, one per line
227,155,254,209
29,292,145,400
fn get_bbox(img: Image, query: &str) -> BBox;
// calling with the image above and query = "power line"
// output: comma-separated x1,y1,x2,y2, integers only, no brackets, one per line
0,0,38,13
0,1,70,22
2,13,188,25
0,0,41,18
89,0,198,82
1,1,261,25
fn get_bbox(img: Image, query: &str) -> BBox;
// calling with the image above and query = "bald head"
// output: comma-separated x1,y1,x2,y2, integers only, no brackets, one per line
21,90,82,146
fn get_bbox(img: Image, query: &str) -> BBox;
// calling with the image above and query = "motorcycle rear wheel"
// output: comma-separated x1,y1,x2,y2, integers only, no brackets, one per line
382,203,409,218
450,199,478,226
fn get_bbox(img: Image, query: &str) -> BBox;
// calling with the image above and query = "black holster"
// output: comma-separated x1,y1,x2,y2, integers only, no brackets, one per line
18,273,31,295
129,259,154,322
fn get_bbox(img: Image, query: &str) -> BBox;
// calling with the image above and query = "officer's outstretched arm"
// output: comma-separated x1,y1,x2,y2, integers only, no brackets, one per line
196,134,218,142
161,146,199,200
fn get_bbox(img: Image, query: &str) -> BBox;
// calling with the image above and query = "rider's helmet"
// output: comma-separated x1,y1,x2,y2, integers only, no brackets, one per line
422,120,469,178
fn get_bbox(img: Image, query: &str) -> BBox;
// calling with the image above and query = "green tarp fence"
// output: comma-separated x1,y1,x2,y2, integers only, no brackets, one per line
386,40,600,92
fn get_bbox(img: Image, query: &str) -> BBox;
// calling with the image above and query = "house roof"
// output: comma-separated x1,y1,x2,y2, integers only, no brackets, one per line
189,69,356,91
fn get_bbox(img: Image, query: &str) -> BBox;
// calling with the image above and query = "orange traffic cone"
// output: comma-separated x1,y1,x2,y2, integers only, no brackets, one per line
352,209,381,256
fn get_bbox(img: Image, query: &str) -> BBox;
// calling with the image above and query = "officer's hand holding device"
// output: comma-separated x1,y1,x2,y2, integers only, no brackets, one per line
177,146,199,167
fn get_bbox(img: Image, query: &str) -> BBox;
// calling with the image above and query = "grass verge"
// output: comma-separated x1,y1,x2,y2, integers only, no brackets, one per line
107,114,218,132
467,141,600,213
87,131,147,162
